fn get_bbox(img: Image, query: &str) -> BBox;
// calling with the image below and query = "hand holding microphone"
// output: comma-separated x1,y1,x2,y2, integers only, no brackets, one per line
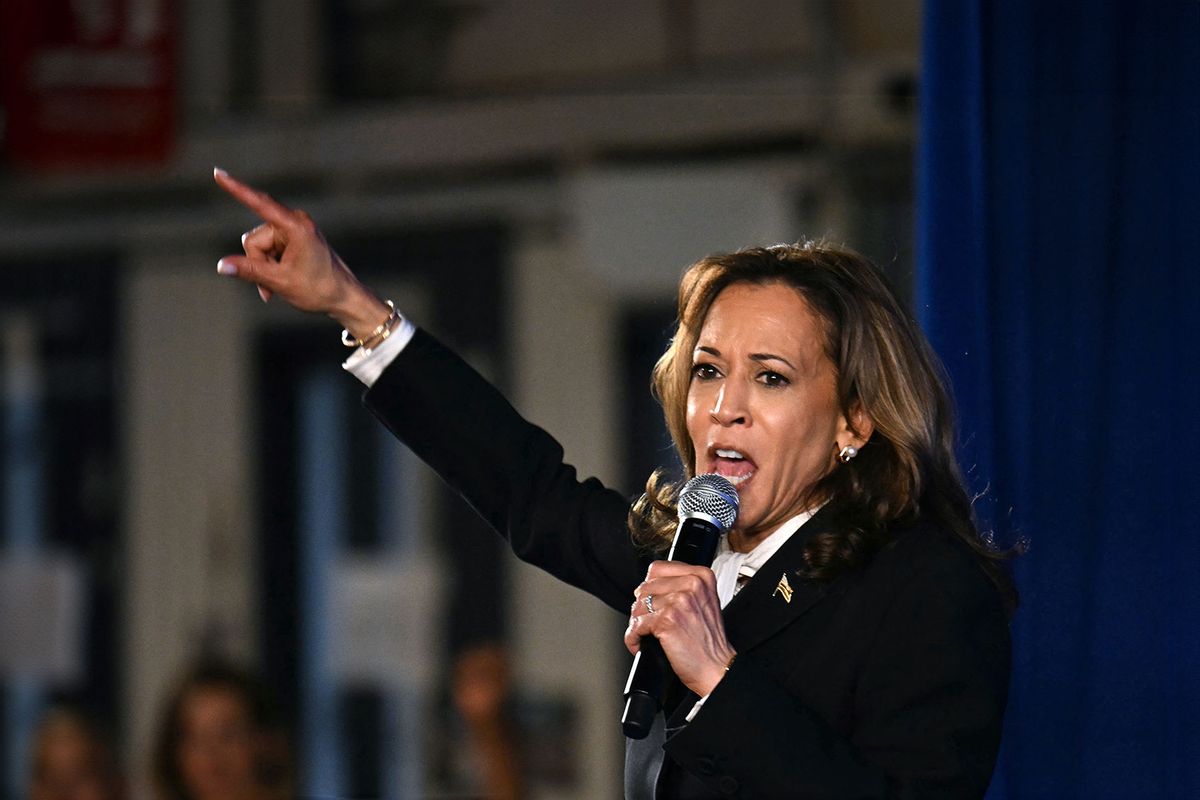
621,474,739,739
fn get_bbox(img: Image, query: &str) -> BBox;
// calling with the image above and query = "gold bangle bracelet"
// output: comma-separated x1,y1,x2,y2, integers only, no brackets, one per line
359,318,398,351
341,300,398,348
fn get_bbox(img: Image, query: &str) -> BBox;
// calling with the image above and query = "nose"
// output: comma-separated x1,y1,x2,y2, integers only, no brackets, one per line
709,382,748,426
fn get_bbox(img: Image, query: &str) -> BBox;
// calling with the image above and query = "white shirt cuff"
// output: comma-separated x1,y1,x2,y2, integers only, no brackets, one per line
684,693,710,723
341,316,417,387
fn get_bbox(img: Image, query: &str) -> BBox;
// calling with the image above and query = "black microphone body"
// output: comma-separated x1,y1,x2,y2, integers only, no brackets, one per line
621,474,738,739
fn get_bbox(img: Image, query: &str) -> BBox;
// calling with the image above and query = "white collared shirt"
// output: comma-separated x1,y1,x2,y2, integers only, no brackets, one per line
710,510,816,608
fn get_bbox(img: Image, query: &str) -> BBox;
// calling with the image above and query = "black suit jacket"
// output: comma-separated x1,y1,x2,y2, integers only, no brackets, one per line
364,329,1011,799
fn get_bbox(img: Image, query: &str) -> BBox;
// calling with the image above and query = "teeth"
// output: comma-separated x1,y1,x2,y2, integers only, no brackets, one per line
726,472,754,486
715,449,744,459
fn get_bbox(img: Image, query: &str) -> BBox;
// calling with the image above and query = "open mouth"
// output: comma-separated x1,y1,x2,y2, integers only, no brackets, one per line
708,447,757,487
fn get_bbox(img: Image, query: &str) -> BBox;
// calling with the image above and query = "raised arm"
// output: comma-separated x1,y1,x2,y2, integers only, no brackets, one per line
363,327,646,612
213,168,646,612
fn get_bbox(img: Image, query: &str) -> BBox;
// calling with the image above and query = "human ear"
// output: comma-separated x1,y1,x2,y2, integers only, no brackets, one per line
843,402,874,448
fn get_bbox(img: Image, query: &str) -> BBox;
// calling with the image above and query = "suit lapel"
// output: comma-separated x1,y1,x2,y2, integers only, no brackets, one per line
663,507,845,732
720,513,829,655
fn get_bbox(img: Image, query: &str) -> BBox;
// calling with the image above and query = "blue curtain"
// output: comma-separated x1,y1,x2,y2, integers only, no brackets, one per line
916,2,1200,798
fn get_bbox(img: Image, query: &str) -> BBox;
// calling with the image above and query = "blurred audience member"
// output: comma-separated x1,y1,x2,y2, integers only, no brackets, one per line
29,706,125,800
452,644,524,800
151,662,291,800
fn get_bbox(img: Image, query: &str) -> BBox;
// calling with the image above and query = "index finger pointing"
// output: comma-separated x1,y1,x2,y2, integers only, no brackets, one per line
213,167,297,229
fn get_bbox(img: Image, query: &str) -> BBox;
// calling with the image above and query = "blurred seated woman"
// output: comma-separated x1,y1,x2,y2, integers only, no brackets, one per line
29,706,124,800
151,662,291,800
213,169,1016,798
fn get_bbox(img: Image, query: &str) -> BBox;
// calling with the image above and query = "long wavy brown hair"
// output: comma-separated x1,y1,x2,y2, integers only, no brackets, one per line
628,241,1018,612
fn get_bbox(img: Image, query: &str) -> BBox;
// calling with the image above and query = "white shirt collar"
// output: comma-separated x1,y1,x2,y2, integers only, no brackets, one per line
710,508,818,608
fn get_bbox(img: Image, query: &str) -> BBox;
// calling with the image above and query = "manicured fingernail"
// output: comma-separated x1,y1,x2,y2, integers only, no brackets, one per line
213,166,228,178
216,259,237,275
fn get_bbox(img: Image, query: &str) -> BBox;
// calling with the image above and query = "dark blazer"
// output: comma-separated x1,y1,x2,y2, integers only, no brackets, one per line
364,329,1011,799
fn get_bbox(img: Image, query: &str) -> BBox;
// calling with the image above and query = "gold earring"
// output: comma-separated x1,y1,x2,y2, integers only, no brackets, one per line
838,444,859,463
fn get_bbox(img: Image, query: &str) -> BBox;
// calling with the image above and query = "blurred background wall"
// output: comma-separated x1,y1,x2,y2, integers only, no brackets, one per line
0,2,921,798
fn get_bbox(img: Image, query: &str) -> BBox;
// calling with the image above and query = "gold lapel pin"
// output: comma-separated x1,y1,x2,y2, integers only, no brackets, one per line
773,572,794,604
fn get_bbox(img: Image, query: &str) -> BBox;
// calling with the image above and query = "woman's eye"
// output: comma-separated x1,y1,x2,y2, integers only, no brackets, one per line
759,370,789,387
692,363,719,380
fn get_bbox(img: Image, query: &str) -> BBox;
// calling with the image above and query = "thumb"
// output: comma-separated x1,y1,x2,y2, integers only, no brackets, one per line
216,255,269,284
217,256,277,303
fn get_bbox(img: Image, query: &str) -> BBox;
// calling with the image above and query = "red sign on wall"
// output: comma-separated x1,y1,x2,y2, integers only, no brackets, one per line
1,0,176,170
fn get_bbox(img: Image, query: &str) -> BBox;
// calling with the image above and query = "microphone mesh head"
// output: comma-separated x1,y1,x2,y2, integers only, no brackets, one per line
678,474,740,531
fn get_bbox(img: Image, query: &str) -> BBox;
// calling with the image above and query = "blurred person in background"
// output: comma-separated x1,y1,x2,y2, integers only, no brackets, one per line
213,169,1016,798
28,706,125,800
451,643,524,800
151,661,291,800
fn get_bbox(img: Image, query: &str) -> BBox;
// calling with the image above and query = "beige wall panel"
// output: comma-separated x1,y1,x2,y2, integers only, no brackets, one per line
510,231,624,800
121,258,257,797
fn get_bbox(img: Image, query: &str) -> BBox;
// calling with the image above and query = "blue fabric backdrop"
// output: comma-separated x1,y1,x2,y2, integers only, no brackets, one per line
916,1,1199,798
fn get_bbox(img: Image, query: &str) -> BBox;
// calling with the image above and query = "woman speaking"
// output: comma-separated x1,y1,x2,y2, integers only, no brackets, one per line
214,168,1014,799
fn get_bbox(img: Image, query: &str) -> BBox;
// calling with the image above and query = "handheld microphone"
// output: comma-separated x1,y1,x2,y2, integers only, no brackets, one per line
621,473,739,739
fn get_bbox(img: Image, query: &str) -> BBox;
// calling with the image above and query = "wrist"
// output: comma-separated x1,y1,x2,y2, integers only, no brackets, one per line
694,649,738,697
330,284,391,341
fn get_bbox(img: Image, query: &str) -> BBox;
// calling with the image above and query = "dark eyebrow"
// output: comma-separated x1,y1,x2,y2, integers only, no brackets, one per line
695,346,795,370
750,353,796,369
